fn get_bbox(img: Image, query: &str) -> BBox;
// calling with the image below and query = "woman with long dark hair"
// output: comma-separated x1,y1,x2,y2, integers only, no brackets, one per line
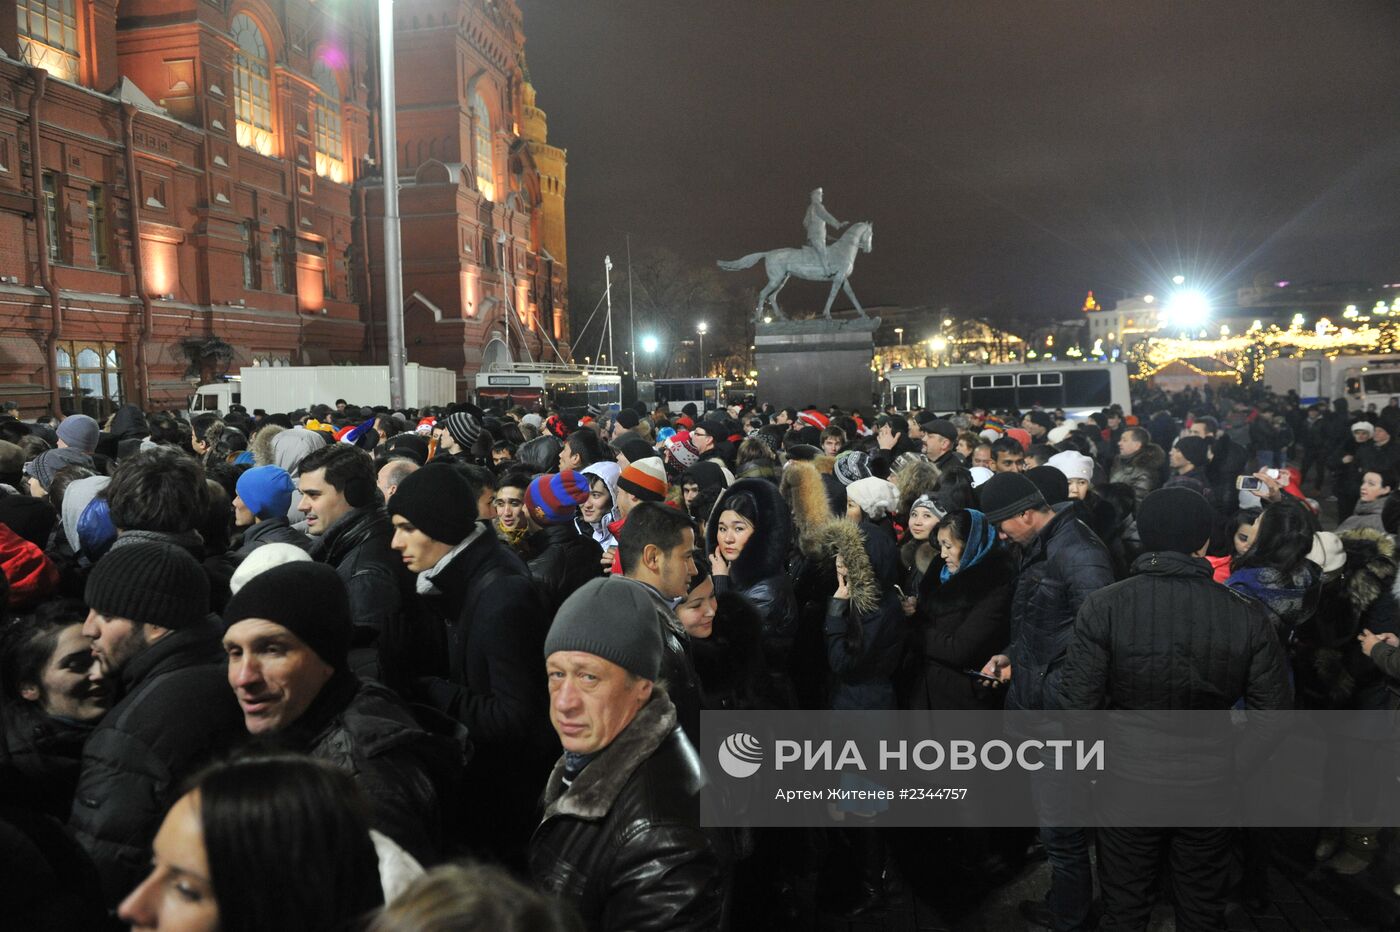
706,479,798,658
1226,497,1321,636
119,754,384,932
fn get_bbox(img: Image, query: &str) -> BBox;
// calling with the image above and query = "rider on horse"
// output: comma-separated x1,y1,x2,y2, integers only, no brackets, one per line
804,187,847,277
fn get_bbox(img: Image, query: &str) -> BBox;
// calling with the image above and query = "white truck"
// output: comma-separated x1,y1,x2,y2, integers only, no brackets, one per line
1261,354,1400,408
188,364,457,415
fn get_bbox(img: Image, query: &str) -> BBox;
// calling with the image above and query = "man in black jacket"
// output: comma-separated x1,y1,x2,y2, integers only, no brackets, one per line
388,463,556,866
978,472,1114,932
1058,487,1291,931
70,541,245,906
1191,416,1246,517
222,560,466,866
297,443,410,673
531,576,729,930
617,502,703,745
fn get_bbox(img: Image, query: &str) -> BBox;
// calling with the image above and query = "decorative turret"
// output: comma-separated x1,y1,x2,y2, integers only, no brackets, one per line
521,78,568,273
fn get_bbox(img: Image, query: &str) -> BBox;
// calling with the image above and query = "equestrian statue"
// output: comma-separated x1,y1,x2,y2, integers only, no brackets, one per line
717,187,874,322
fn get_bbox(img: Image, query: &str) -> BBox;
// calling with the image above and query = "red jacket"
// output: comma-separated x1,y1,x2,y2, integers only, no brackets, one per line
0,522,58,609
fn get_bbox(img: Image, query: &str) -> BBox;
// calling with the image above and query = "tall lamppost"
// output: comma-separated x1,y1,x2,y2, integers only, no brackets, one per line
696,321,708,377
641,334,659,378
894,327,903,345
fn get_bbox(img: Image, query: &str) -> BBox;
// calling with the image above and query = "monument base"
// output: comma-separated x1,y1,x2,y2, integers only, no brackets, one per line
754,316,880,413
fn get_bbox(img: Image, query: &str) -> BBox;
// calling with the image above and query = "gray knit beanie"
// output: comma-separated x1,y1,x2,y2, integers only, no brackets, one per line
544,577,663,680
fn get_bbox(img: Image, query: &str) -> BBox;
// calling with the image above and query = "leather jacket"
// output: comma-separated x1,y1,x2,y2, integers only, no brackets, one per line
529,689,729,931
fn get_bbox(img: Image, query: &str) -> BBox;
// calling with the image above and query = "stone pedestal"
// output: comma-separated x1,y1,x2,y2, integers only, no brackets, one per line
754,316,880,412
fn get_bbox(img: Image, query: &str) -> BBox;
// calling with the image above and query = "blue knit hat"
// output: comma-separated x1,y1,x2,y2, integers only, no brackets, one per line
235,465,295,520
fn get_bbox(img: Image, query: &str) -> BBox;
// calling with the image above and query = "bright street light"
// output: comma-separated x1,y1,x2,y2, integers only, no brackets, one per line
1165,290,1210,329
894,327,904,345
640,334,659,354
929,337,948,352
696,322,708,377
1172,274,1186,286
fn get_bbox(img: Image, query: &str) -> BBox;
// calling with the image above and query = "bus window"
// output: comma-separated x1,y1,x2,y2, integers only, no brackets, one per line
1061,369,1112,408
1345,377,1361,396
1016,371,1063,408
1364,372,1400,396
968,373,1015,408
922,375,959,412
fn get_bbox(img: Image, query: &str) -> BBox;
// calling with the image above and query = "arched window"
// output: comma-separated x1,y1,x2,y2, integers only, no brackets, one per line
17,0,79,82
232,14,273,156
311,61,345,183
471,91,494,201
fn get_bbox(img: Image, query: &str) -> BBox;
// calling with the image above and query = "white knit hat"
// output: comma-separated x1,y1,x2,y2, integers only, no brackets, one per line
1047,423,1075,445
1352,421,1375,436
1047,451,1094,483
969,466,994,488
845,477,900,521
978,428,1000,443
229,543,313,595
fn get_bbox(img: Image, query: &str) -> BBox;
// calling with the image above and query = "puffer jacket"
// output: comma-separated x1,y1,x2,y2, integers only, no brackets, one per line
289,672,468,867
707,479,798,643
271,427,326,520
816,518,906,710
529,689,729,932
1004,503,1115,712
0,705,93,819
527,523,603,613
232,515,311,558
311,505,411,666
68,618,245,905
909,547,1015,710
1108,444,1166,503
1057,551,1291,782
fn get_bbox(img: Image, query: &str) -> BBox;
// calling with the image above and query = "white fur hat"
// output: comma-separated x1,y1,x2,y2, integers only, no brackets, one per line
1047,450,1094,483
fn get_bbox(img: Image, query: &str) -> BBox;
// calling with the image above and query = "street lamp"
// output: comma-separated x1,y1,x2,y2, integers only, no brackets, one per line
696,321,708,377
641,334,659,354
894,327,903,345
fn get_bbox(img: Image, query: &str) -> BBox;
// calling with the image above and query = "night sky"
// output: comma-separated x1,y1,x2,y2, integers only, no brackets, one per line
521,1,1400,323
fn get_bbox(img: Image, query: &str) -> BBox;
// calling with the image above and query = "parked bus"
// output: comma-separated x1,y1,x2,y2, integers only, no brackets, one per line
1262,353,1400,408
646,377,724,413
883,361,1131,416
474,363,621,413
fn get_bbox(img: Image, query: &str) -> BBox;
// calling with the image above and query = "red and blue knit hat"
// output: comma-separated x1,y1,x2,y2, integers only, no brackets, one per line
527,469,591,525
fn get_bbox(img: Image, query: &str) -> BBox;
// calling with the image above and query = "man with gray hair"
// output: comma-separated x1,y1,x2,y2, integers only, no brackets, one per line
376,458,419,503
530,576,729,930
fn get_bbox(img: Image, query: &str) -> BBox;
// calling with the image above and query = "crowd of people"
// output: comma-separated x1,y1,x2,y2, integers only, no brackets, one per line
0,380,1396,931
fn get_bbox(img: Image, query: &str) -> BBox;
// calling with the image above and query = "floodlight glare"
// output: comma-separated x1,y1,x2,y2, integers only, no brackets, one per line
641,334,659,354
1166,290,1210,329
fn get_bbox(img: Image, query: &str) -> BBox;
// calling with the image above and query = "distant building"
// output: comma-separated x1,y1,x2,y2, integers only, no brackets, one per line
0,0,567,415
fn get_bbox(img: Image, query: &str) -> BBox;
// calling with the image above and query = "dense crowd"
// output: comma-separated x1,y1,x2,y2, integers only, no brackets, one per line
0,380,1397,932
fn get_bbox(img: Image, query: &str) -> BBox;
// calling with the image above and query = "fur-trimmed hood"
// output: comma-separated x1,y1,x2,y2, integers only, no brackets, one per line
1337,527,1398,615
810,519,889,616
250,423,285,467
781,461,836,559
541,687,677,820
706,478,792,584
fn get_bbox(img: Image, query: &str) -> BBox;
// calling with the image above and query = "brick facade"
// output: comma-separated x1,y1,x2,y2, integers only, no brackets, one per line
0,0,567,416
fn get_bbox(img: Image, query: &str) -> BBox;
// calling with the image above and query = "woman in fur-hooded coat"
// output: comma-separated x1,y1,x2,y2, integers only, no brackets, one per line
1296,528,1399,711
780,460,845,707
816,517,906,710
707,479,797,648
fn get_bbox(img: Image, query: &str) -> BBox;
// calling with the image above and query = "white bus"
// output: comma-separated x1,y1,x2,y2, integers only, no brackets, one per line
648,377,724,413
474,363,621,413
883,361,1131,416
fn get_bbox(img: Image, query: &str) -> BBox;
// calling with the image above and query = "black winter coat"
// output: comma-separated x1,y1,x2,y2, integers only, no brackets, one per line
707,478,798,643
68,618,245,905
290,672,467,866
909,548,1015,710
0,705,93,819
1004,504,1115,712
233,515,311,558
311,505,409,636
415,527,556,859
527,523,603,613
619,578,704,746
529,690,729,932
1057,551,1291,784
690,591,775,710
818,519,906,710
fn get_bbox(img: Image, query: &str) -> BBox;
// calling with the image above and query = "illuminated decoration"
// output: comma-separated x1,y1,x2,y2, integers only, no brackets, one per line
1082,291,1101,312
1142,356,1242,390
1291,313,1305,329
1092,338,1105,356
233,15,275,156
1143,294,1156,304
1172,275,1186,286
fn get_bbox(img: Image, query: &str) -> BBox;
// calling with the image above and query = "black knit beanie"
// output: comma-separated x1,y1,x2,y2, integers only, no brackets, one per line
1174,436,1210,470
1025,465,1069,506
223,562,351,668
979,472,1049,524
85,541,210,629
1138,487,1213,555
387,462,478,545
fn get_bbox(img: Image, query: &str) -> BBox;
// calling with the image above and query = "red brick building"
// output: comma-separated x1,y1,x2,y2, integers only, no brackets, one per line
0,0,568,415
